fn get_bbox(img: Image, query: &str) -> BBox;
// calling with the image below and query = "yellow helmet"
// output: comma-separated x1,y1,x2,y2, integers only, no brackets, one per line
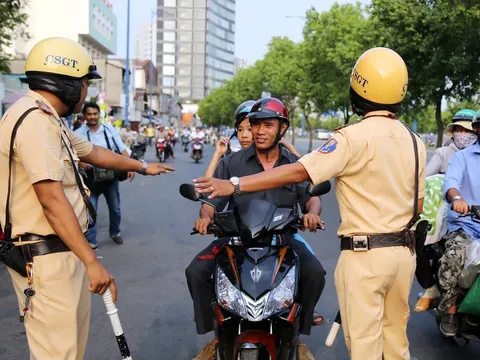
350,47,408,106
25,37,101,79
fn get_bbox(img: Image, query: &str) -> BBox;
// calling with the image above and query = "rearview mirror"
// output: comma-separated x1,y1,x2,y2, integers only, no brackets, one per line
306,180,331,197
179,183,217,210
179,183,200,202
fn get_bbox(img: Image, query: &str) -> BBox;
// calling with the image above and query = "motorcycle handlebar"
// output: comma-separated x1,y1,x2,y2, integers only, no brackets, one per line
452,204,480,219
190,219,325,236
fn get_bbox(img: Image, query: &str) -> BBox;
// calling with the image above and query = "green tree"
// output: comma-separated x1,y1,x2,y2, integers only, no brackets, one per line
303,2,376,125
371,0,480,147
198,65,264,127
258,37,302,144
297,41,321,152
0,0,29,72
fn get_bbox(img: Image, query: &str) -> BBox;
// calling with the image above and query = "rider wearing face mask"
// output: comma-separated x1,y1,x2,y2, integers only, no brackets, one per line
426,109,477,176
415,109,477,312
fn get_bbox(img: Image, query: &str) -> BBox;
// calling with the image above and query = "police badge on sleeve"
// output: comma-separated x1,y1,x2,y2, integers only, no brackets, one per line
317,138,338,154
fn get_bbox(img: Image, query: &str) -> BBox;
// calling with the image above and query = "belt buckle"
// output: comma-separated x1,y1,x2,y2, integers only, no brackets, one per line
352,235,369,252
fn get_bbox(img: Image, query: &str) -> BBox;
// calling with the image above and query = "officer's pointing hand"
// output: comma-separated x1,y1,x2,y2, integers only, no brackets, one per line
86,260,117,303
145,163,175,175
194,177,234,199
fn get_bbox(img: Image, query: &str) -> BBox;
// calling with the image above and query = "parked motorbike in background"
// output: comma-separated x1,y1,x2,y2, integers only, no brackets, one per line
191,138,203,163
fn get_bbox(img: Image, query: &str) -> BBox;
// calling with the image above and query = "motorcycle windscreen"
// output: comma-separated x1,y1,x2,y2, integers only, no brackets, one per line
234,200,277,240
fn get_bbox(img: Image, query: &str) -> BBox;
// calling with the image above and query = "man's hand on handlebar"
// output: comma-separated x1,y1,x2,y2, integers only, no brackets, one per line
452,199,469,215
195,217,213,235
302,213,324,232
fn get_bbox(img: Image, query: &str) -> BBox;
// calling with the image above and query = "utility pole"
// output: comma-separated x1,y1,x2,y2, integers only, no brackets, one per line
124,0,131,125
149,10,157,124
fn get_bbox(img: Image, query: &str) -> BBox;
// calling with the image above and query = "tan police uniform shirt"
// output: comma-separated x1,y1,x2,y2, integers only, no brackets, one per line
0,90,93,238
298,111,426,237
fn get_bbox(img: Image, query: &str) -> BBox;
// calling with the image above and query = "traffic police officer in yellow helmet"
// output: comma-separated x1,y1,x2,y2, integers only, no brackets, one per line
192,47,426,360
0,37,173,359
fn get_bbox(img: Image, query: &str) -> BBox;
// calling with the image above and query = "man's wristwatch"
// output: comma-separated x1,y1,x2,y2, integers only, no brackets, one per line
452,195,462,202
137,159,148,175
229,176,240,195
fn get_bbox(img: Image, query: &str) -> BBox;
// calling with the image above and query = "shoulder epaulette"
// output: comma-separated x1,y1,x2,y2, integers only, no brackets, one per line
35,100,54,116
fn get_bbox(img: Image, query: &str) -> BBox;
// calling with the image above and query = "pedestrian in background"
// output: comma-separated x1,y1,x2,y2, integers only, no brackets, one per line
75,102,134,250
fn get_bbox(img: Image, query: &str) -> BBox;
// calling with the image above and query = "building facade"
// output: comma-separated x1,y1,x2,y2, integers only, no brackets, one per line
156,0,235,102
5,0,117,60
136,22,158,67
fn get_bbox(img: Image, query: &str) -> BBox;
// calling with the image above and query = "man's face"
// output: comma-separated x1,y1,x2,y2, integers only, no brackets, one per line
196,127,201,132
74,78,89,113
85,106,100,126
251,118,287,151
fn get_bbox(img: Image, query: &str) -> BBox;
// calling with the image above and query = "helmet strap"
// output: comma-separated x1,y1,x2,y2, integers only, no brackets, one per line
27,73,82,116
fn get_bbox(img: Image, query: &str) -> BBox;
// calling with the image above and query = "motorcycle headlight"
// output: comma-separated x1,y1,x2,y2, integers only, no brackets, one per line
263,265,296,319
216,267,248,318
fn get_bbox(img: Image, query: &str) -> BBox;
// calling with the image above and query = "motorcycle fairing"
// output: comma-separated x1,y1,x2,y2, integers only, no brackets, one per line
215,245,298,301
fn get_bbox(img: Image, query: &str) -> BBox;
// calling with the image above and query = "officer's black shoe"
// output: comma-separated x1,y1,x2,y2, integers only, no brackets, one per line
440,313,457,337
111,235,124,245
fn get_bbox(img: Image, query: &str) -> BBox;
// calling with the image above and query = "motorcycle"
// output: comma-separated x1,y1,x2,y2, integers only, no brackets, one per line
182,135,190,153
179,181,331,360
156,138,167,163
191,138,203,163
420,205,480,346
130,142,147,161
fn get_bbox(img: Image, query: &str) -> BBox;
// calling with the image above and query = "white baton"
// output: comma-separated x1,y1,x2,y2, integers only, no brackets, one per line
102,288,133,360
325,311,342,347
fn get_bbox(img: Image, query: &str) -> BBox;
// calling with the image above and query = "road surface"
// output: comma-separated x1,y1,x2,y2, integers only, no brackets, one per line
0,143,475,360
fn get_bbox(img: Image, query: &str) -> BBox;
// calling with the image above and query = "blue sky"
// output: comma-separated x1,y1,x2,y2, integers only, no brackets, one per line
112,0,369,65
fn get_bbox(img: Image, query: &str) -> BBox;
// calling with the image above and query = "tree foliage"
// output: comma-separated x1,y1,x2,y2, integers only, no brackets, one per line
303,2,376,124
198,0,480,149
257,37,302,144
370,0,480,146
0,0,29,72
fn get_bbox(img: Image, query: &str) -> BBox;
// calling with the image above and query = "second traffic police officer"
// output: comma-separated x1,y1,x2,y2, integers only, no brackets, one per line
193,47,427,360
0,37,174,359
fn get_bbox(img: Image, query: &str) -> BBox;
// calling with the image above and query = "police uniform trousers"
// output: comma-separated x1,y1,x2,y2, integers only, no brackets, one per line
334,246,416,360
8,251,91,360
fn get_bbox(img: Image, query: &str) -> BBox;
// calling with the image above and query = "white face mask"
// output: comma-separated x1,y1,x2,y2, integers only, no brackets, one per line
453,132,477,149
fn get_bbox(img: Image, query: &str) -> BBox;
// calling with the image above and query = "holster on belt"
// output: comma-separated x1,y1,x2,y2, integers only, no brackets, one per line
0,241,28,277
0,235,71,278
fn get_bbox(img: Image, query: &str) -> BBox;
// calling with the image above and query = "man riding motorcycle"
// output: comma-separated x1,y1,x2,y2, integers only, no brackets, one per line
415,109,477,312
185,97,327,341
437,110,480,336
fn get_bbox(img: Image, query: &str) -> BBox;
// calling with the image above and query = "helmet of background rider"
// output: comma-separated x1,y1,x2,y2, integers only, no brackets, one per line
25,37,102,116
233,100,256,130
445,109,475,137
349,47,408,116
